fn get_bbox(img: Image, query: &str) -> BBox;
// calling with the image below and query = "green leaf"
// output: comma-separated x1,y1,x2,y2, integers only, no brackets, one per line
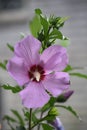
31,113,55,129
23,111,29,120
58,17,69,25
42,123,54,130
16,126,26,130
3,115,17,123
11,110,25,126
64,64,73,72
32,112,39,123
56,105,81,120
0,60,7,70
49,29,63,40
7,43,14,52
1,84,22,93
40,16,49,35
24,110,38,123
41,102,50,112
29,15,41,37
44,115,55,121
49,16,64,29
41,97,56,112
35,8,42,15
60,39,70,47
3,115,17,130
70,72,87,79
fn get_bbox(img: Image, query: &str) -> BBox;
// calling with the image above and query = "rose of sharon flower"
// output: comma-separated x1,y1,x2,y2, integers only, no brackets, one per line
7,35,70,108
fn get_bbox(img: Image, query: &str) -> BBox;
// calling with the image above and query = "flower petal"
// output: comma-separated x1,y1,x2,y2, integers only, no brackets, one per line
15,35,41,66
49,117,65,130
19,82,50,108
43,72,70,97
7,56,29,86
41,45,68,71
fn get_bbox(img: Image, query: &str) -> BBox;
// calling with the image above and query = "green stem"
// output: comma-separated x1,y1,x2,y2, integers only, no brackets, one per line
31,115,48,129
29,108,32,130
37,111,44,130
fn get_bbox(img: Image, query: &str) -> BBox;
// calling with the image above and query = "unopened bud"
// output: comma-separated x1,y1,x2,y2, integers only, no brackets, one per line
48,117,65,130
57,90,74,103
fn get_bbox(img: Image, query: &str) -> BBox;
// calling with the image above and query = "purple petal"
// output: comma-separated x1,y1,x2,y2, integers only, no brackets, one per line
49,117,65,130
57,90,74,103
7,56,29,86
63,90,74,100
15,35,41,66
40,45,68,72
43,72,70,97
19,82,50,108
43,52,61,72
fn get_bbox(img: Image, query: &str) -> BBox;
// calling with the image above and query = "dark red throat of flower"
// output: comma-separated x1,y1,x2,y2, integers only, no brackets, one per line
28,65,45,82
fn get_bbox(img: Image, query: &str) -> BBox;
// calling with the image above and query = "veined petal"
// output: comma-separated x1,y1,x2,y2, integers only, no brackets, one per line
40,45,68,71
19,82,50,108
44,52,62,72
43,72,70,97
7,56,29,86
15,35,41,66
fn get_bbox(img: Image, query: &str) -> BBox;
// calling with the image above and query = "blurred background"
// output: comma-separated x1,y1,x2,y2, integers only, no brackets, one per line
0,0,87,130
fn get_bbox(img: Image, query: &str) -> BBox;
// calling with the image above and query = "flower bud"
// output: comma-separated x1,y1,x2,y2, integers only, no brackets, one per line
48,107,59,116
48,117,65,130
57,90,74,103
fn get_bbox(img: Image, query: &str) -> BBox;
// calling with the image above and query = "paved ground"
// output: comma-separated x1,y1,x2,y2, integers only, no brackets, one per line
0,0,87,129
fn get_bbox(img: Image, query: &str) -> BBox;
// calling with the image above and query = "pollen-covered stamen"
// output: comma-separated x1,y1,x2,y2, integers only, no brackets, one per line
33,71,41,82
28,65,45,82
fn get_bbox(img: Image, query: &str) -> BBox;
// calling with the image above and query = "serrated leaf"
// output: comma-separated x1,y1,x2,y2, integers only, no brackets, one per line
35,8,42,15
11,110,25,126
70,72,87,79
1,84,22,93
42,123,54,130
7,43,14,52
16,126,26,130
57,105,81,120
29,15,41,37
40,16,49,35
49,29,63,40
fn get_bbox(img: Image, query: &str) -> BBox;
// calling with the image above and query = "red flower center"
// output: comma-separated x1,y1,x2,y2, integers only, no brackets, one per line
28,65,45,82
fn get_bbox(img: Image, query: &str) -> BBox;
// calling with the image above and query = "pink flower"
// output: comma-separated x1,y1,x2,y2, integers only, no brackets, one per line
7,35,70,108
